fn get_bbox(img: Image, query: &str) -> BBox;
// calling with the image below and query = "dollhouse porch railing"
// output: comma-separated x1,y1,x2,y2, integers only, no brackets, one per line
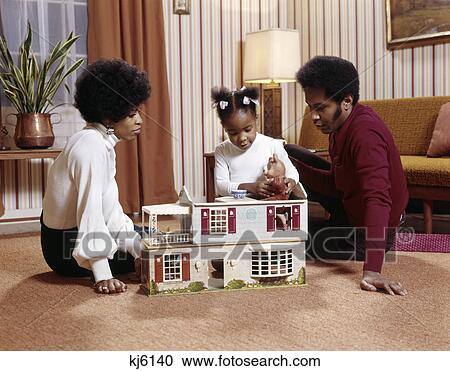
146,232,191,246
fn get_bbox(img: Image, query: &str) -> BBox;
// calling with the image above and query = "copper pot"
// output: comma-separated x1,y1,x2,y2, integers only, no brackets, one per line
10,113,59,149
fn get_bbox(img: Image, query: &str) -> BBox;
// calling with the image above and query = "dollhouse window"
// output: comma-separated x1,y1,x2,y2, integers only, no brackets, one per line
275,207,291,230
251,249,293,277
163,254,182,281
209,208,228,234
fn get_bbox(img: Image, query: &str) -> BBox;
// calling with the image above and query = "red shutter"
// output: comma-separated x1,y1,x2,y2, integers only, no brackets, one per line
228,207,236,233
266,206,275,232
154,255,163,283
182,253,190,281
201,208,209,235
292,204,300,230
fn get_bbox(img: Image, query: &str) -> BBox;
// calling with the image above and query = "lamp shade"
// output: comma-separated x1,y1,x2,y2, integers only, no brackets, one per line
243,29,300,84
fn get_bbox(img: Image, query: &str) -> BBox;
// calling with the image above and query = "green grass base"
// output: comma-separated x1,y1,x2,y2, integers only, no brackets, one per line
141,281,307,297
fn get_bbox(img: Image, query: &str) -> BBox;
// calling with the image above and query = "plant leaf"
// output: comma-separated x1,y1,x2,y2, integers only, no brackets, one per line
0,35,15,70
0,20,83,113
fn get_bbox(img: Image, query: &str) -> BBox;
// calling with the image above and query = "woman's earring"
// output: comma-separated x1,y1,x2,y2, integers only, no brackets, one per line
106,126,115,135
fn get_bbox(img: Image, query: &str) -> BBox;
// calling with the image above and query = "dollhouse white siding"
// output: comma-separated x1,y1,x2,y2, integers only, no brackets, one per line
223,241,305,286
141,187,308,295
143,246,208,291
143,240,305,291
191,201,308,245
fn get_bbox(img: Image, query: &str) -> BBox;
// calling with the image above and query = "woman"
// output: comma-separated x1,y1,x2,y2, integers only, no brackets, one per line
41,58,150,294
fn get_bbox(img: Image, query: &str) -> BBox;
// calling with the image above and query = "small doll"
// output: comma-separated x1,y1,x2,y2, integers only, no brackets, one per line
263,154,289,201
263,154,290,230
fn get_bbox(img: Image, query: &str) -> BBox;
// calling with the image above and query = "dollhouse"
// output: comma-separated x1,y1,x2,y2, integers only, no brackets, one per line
140,186,308,295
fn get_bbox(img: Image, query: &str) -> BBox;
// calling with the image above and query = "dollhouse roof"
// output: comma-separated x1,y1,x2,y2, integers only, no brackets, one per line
142,184,308,217
142,204,191,215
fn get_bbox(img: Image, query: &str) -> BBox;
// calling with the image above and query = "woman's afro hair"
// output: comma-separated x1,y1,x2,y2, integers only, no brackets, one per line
74,58,151,123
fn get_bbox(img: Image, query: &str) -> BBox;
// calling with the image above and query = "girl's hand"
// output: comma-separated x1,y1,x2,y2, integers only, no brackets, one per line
239,181,274,198
252,180,276,198
94,278,127,294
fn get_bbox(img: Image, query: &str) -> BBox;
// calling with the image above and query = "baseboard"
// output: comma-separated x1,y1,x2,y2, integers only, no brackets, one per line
0,208,41,235
0,208,41,221
0,219,41,235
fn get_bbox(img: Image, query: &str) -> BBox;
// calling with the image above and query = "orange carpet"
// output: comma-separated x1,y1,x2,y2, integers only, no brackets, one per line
0,235,449,350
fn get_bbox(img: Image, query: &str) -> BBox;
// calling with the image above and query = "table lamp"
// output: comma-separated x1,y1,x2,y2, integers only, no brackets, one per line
243,29,300,138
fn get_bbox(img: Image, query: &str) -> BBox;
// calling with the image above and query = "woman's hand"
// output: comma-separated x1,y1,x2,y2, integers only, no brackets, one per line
94,278,127,294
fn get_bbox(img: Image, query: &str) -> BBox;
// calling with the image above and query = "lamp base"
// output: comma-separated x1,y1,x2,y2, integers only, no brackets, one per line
262,85,282,139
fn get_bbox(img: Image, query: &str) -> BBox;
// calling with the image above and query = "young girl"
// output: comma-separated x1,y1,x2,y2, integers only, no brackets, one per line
212,86,299,199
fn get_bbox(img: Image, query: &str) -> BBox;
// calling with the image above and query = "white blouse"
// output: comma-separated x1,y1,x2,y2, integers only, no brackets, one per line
43,123,140,282
214,133,300,196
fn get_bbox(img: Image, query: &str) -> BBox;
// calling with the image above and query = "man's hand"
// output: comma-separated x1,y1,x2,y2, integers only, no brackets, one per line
360,270,407,296
283,177,297,194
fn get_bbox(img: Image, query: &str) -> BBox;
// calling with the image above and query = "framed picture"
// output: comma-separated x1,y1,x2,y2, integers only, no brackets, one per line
386,0,450,50
173,0,191,15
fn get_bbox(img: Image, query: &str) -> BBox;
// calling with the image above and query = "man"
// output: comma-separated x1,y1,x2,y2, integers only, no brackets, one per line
286,56,408,295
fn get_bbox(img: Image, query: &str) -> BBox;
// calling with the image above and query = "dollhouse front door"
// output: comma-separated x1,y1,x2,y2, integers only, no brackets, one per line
207,259,224,289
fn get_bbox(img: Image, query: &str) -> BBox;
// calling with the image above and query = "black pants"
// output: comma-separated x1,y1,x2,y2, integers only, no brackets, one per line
40,214,136,278
285,144,395,262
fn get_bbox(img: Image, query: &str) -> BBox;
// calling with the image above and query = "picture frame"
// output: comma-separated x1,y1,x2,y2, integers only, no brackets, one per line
386,0,450,50
173,0,191,15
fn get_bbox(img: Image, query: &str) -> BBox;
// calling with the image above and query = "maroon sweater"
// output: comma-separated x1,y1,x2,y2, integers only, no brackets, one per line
299,103,408,272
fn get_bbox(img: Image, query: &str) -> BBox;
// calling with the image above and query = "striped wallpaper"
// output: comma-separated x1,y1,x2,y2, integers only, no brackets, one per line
163,0,294,199
163,0,450,199
1,0,449,221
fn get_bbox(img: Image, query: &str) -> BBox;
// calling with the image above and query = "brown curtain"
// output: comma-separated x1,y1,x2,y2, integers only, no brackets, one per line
87,0,177,212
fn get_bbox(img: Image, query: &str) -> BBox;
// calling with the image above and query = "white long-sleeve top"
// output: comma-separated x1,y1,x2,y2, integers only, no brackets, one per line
214,133,300,196
42,123,141,282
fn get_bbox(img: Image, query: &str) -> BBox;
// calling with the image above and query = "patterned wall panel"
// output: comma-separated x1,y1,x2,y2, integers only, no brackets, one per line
0,158,52,218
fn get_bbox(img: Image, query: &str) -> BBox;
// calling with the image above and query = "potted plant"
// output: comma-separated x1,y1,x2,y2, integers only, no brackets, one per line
0,21,83,149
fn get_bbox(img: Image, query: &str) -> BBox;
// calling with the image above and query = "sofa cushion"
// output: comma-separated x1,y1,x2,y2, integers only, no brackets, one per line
401,155,450,187
427,102,450,157
299,97,450,156
363,97,450,156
